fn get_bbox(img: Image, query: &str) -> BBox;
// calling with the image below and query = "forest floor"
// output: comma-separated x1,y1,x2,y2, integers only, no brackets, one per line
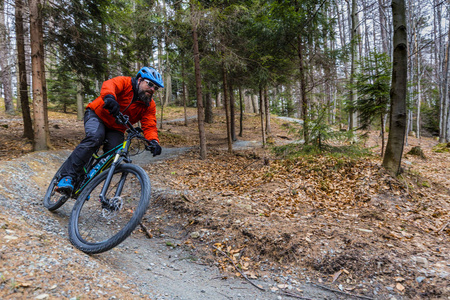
0,106,449,300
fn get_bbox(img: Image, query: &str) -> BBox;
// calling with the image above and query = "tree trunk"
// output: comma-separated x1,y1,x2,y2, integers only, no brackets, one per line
380,112,385,157
239,86,243,137
30,0,50,151
298,35,308,144
15,0,33,139
181,58,188,126
378,0,389,54
264,86,271,134
191,13,206,159
205,81,213,123
441,15,450,143
229,82,236,141
349,0,359,131
164,73,172,107
222,64,232,153
38,2,50,147
382,0,407,176
362,0,371,58
416,55,422,141
259,88,266,148
436,0,445,142
252,94,258,113
76,80,84,120
447,95,450,142
0,0,14,114
101,22,109,81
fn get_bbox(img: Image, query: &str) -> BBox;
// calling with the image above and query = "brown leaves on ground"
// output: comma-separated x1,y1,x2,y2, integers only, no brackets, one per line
0,111,84,160
144,137,449,299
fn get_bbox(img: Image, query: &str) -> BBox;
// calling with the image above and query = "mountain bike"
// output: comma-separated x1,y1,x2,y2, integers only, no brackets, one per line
43,113,154,254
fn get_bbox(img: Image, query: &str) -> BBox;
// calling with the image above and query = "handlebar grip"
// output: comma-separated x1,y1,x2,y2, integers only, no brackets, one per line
115,112,131,127
145,142,155,152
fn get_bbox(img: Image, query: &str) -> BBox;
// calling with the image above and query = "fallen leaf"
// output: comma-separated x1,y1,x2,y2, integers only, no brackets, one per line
396,283,405,292
17,281,32,288
332,270,343,283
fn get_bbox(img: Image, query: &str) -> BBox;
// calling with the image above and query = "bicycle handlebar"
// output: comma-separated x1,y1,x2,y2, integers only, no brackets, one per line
115,112,155,152
115,112,132,128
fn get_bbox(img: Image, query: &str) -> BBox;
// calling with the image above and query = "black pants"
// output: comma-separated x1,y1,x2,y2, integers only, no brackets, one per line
60,109,124,179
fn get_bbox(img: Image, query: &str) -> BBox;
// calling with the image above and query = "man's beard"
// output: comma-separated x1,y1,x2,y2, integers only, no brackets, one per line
138,89,152,106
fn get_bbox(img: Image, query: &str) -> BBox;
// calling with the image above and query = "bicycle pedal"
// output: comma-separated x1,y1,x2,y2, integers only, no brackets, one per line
55,186,72,195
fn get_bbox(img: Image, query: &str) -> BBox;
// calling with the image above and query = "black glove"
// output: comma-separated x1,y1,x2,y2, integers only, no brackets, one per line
103,95,120,116
148,140,162,157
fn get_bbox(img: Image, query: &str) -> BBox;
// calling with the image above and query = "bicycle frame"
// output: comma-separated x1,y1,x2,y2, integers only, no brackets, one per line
73,113,149,203
72,145,121,197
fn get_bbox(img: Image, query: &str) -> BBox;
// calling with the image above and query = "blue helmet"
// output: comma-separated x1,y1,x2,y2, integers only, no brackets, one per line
136,67,164,88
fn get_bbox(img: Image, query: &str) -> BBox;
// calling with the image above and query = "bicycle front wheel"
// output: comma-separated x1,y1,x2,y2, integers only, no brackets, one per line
68,163,151,254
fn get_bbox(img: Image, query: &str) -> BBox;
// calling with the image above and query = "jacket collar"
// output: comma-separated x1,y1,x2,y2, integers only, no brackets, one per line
131,77,139,103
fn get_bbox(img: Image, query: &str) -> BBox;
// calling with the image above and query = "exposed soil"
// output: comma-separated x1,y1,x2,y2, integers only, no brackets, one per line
0,106,449,299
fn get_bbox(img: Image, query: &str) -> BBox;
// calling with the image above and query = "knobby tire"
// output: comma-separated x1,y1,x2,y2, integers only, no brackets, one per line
68,164,151,254
43,161,70,211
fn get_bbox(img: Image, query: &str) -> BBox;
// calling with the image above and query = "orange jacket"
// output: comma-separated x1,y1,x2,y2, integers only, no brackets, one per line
86,76,159,142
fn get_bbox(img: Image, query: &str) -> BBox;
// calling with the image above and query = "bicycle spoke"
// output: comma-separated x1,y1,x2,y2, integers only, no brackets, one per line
74,168,143,245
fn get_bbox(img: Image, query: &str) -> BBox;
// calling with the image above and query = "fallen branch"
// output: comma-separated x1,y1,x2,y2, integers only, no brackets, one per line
312,283,374,300
437,221,449,234
217,291,233,299
212,245,265,292
181,194,193,203
278,290,313,300
139,222,153,239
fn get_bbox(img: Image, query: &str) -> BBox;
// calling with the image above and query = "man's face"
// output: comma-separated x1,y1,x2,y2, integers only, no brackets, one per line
138,78,157,105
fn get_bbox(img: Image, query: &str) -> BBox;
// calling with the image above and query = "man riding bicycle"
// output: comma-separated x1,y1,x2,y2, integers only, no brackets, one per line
56,66,163,194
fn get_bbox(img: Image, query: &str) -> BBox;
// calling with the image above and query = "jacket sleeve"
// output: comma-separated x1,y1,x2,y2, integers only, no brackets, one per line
100,77,127,103
140,100,159,142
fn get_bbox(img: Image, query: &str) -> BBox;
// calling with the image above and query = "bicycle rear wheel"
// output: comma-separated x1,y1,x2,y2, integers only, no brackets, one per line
43,161,70,211
68,163,151,254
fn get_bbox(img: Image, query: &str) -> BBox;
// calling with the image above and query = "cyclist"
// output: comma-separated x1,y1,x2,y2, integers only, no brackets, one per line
56,66,163,194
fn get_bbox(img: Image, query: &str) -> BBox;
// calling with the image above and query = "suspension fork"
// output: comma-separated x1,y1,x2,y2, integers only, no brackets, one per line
99,153,122,204
98,141,129,204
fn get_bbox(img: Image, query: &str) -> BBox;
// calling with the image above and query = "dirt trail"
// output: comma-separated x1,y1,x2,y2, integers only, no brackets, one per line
0,148,340,299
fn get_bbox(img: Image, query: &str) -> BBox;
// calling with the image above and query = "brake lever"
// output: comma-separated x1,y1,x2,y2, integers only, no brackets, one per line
117,113,127,124
144,141,155,152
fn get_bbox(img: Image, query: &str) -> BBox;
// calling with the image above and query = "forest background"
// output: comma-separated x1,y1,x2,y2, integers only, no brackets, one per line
0,0,449,299
1,0,450,160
